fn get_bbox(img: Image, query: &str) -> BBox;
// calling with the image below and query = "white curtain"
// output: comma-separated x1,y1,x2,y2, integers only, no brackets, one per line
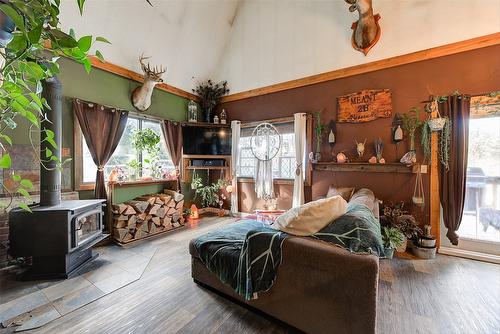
293,113,307,207
230,120,241,214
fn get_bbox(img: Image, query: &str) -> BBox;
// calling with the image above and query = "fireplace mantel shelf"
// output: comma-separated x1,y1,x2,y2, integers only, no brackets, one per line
312,162,413,174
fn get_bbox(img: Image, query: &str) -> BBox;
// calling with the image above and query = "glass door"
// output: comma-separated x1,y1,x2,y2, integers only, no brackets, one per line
458,94,500,252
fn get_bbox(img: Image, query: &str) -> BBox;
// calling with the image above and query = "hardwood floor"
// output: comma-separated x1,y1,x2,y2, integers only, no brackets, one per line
3,216,500,334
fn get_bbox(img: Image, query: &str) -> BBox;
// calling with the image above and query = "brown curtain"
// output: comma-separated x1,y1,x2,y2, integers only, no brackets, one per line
162,120,183,190
73,99,129,199
439,95,470,245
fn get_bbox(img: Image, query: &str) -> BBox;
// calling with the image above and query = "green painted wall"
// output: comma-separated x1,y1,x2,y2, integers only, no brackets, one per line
5,57,189,198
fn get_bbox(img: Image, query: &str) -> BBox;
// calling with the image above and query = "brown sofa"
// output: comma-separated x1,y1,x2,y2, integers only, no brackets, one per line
190,236,379,334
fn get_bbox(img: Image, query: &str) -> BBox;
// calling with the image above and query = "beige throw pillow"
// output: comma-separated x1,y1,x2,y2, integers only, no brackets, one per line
271,196,347,236
326,186,355,202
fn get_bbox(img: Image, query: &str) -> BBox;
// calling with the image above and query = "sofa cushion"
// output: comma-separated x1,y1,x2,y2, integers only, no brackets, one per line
327,186,355,202
271,196,347,236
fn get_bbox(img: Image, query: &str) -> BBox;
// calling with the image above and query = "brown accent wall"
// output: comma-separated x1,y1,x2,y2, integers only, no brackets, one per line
222,45,500,223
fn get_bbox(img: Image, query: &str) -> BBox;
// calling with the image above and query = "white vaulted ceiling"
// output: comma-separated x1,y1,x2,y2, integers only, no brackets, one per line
60,0,500,95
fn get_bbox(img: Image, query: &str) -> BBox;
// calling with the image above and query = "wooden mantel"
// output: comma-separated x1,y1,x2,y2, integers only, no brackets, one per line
313,162,413,173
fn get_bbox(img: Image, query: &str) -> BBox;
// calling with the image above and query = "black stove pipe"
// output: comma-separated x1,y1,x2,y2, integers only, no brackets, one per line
40,76,62,207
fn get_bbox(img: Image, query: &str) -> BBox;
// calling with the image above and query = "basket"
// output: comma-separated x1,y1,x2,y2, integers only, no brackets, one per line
428,117,446,132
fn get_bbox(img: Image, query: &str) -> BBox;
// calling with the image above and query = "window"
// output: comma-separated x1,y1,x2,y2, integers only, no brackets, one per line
459,95,500,244
458,95,500,245
76,116,174,189
238,121,296,179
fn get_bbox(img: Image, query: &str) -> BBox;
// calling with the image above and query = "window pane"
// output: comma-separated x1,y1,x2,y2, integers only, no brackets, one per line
82,139,96,183
459,116,500,242
238,123,296,179
107,118,139,176
142,120,175,177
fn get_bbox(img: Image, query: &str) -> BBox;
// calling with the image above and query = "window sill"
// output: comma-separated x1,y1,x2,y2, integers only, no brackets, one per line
108,179,177,188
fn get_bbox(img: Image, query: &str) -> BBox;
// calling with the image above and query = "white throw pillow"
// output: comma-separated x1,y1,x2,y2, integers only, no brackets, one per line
271,196,347,236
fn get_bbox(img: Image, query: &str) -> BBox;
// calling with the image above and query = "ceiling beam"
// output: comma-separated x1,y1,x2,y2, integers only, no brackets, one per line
221,32,500,103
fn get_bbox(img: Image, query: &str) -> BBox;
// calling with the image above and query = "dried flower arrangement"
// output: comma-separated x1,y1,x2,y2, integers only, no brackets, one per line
192,80,230,122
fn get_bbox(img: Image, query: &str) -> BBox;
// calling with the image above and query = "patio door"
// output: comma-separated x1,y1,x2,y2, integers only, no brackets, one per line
457,94,500,256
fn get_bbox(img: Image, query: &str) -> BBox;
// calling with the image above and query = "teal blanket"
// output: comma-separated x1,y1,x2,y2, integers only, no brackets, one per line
192,203,384,300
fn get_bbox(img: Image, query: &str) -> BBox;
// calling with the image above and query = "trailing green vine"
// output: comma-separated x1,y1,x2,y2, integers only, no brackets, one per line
191,173,226,208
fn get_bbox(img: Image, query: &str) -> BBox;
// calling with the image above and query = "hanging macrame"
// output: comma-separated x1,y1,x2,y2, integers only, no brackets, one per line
412,165,425,208
250,123,281,200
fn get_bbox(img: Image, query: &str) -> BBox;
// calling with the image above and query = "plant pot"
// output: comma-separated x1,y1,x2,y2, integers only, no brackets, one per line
396,238,407,253
428,118,446,132
384,248,395,259
417,236,436,247
411,244,437,259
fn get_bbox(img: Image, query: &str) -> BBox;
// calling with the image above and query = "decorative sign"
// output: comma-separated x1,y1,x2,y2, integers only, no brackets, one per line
337,89,392,123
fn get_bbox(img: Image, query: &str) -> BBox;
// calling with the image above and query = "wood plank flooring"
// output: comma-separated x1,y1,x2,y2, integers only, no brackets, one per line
2,216,499,334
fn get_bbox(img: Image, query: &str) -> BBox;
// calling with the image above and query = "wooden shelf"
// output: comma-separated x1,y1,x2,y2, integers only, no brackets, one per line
313,162,412,173
186,166,228,170
181,121,230,128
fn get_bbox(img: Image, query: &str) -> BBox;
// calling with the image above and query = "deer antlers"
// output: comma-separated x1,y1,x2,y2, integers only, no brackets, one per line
139,54,166,77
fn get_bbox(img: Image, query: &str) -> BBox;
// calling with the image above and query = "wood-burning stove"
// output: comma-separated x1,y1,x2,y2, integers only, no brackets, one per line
9,200,106,279
8,75,108,279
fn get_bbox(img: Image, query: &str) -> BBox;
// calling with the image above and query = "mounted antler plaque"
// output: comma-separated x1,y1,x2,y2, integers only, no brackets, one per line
337,89,392,123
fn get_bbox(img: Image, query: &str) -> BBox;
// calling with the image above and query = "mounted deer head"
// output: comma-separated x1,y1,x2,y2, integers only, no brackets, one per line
345,0,381,55
355,138,367,157
131,54,166,111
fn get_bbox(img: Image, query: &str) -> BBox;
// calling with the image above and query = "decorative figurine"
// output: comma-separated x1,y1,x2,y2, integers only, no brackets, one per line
355,138,367,157
337,152,347,163
328,120,336,146
374,138,384,162
213,115,219,124
394,125,403,141
220,109,227,124
188,100,198,123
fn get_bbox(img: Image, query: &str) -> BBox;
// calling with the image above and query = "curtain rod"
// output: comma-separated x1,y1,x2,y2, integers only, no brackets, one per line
66,96,178,123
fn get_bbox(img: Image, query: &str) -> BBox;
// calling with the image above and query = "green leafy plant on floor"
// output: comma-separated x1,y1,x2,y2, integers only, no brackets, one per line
191,173,226,208
0,0,111,211
382,226,405,250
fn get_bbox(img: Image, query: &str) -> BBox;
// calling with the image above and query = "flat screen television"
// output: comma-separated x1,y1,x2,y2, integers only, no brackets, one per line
183,126,232,155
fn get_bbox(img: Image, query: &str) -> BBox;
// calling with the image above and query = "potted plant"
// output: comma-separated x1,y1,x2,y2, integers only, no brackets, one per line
381,202,421,252
192,80,230,122
400,107,424,165
191,174,227,208
313,111,325,161
382,226,405,259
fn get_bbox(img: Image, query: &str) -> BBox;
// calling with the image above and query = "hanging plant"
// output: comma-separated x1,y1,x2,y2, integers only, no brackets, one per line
420,97,452,170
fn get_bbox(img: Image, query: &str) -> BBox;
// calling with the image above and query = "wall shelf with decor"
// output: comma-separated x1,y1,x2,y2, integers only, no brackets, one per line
181,121,230,128
313,162,414,174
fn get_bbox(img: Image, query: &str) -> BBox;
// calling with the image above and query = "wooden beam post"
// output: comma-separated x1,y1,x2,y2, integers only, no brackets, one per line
430,111,440,248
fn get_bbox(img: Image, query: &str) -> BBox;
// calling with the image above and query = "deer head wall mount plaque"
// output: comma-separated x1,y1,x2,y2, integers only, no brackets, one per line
131,54,166,111
345,0,381,56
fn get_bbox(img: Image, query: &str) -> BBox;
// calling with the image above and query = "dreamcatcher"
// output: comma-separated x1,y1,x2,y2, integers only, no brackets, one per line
250,123,282,203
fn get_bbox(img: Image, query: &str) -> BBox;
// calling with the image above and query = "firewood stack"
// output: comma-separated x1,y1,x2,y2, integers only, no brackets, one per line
112,189,185,243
